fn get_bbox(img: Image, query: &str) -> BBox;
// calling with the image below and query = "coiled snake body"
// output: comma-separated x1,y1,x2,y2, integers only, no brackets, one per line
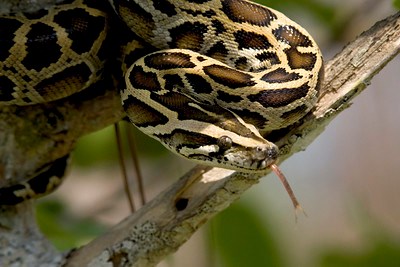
0,0,323,204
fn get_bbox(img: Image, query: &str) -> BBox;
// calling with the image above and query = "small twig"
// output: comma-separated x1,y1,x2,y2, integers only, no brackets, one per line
114,123,136,213
125,124,147,206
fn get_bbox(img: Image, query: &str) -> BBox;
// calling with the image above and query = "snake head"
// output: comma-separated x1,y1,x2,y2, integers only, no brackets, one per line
212,135,279,172
166,132,279,173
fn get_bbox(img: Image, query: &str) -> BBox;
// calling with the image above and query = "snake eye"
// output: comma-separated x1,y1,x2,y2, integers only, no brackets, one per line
217,135,232,151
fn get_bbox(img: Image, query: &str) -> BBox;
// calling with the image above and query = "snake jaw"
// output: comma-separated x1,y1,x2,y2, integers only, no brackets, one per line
252,145,279,170
176,136,278,173
212,140,279,172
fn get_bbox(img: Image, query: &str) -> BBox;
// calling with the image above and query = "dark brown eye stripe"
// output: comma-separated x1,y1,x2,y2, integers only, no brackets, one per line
221,0,277,26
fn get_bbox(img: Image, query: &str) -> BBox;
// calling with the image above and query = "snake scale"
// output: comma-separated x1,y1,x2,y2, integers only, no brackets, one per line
0,0,323,205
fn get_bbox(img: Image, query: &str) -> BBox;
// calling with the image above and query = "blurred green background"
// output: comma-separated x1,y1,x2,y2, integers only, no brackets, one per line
37,0,400,266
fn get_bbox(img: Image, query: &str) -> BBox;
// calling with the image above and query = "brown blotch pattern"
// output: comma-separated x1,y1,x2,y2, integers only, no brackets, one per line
217,90,243,103
153,0,177,16
230,108,268,130
0,76,17,102
273,25,312,47
248,83,310,108
234,57,249,70
151,91,259,139
185,73,213,94
168,21,208,51
261,68,301,83
54,7,107,55
280,104,309,120
123,95,169,127
129,65,161,91
181,8,216,18
150,91,217,124
204,64,256,88
0,18,22,61
22,22,62,71
211,19,227,35
206,41,229,62
144,52,196,70
255,52,280,66
222,0,277,26
117,2,155,41
36,63,91,101
234,30,272,50
285,48,317,70
163,74,185,91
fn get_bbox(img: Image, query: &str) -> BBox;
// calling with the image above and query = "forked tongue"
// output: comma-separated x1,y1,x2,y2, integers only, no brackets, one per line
270,164,306,221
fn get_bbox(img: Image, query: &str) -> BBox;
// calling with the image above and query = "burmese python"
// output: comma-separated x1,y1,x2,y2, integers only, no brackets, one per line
0,0,323,205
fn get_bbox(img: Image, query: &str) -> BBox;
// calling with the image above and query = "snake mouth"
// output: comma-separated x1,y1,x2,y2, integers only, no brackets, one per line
214,142,279,172
250,145,279,170
182,142,279,173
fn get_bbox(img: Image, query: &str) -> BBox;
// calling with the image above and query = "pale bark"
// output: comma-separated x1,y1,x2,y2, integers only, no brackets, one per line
0,10,399,267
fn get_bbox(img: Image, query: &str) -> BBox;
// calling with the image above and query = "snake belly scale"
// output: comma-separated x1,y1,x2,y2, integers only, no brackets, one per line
0,0,323,204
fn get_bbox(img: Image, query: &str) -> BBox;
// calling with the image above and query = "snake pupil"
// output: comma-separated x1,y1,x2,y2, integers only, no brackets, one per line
217,135,233,151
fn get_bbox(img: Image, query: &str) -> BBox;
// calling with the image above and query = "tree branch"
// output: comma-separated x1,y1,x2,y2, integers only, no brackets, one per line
1,11,399,267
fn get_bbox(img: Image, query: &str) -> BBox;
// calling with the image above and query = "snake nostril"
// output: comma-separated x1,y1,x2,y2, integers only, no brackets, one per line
267,147,278,160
